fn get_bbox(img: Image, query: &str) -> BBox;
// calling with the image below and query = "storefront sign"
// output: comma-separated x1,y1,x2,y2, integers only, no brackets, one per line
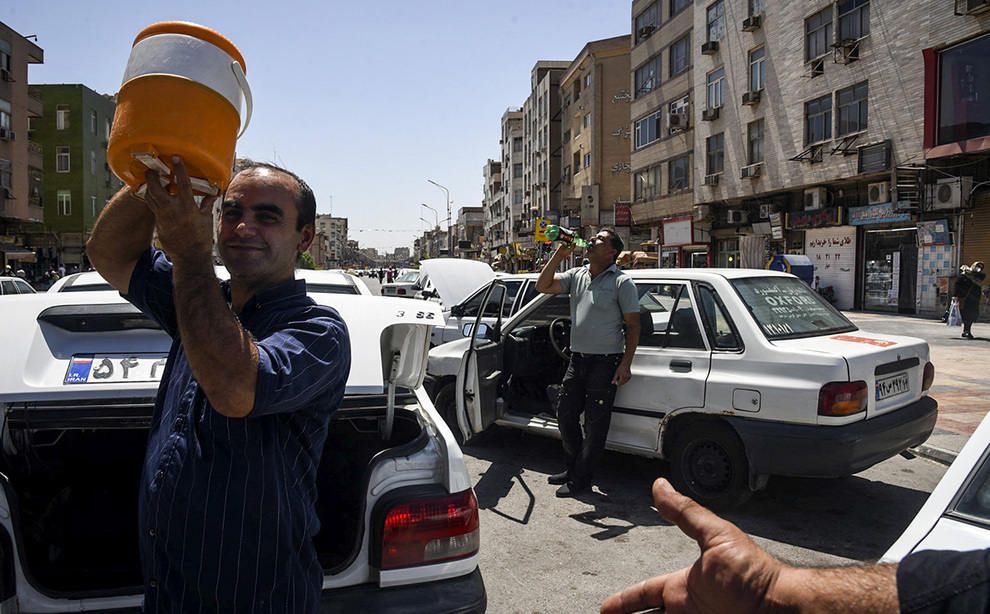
805,227,856,310
785,207,843,230
848,202,912,225
615,201,631,226
663,216,694,246
918,220,950,246
769,213,783,239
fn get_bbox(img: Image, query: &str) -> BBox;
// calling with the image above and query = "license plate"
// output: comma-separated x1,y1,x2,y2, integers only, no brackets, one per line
876,372,910,401
64,354,168,385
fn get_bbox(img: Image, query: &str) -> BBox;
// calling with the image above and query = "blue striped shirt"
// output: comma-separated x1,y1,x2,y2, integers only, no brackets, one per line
125,248,350,613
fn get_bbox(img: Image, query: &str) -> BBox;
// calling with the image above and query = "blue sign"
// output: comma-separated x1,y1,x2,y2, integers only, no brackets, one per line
848,202,912,226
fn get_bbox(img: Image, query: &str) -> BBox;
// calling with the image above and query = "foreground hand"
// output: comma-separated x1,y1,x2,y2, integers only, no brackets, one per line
600,478,784,614
142,156,217,262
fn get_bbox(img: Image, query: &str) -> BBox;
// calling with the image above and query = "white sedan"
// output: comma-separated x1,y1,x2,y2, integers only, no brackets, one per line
426,268,937,509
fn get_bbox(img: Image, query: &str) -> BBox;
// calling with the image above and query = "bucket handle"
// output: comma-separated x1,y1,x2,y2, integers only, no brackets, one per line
231,61,253,139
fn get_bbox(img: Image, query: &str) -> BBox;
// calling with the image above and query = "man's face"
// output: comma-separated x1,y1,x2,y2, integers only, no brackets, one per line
217,168,314,285
585,231,617,263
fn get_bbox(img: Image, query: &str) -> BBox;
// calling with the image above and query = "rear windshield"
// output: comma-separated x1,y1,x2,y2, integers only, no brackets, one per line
731,277,856,340
307,284,358,295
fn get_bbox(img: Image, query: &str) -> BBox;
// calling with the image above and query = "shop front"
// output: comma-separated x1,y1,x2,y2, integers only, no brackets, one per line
661,216,711,268
849,202,917,314
787,207,856,310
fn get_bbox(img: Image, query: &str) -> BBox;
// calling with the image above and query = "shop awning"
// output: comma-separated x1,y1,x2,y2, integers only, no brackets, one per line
0,243,36,262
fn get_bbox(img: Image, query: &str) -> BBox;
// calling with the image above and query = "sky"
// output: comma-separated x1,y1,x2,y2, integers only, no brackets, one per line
2,1,631,253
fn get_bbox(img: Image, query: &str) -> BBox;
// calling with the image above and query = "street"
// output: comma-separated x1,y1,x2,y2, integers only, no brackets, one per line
360,274,986,612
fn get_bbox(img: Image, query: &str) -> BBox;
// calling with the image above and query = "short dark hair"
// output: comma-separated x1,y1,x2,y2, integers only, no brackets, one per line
601,228,624,262
231,159,317,231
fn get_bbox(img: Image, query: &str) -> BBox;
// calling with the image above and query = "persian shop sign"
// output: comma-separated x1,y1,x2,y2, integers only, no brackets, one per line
848,202,912,226
785,207,843,230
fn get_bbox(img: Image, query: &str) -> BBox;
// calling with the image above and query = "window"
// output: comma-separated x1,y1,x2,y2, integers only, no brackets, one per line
805,95,832,144
671,0,689,16
670,95,690,115
563,129,571,142
717,239,740,267
0,107,10,132
749,0,764,16
56,105,70,130
636,283,706,349
707,1,726,42
0,50,10,74
635,109,664,149
56,146,70,172
806,8,833,62
573,151,581,174
749,47,765,92
583,153,592,168
92,195,98,217
563,165,571,183
698,285,742,350
707,67,725,109
669,155,690,190
513,163,523,178
706,133,725,175
670,35,691,77
513,137,522,152
748,119,765,164
583,113,591,128
91,151,97,175
634,165,662,200
635,53,662,96
838,0,869,41
514,189,523,205
937,34,990,146
837,81,868,135
57,191,71,216
90,110,97,135
585,73,592,88
635,1,661,44
105,118,112,141
0,158,11,191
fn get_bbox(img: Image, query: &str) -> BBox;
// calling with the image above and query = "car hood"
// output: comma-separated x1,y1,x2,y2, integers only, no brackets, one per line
420,259,495,308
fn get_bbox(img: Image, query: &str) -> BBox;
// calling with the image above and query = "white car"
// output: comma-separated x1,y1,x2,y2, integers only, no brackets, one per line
380,269,422,298
431,273,541,347
882,409,990,563
426,268,937,509
0,277,37,295
52,268,372,296
0,276,485,611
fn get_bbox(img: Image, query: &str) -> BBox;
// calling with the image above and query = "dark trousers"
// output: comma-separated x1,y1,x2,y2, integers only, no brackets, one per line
557,352,622,486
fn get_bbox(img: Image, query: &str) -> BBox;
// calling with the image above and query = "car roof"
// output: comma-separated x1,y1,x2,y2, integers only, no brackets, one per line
53,268,372,295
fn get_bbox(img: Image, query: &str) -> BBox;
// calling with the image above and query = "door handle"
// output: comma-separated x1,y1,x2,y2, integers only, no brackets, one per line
669,360,692,372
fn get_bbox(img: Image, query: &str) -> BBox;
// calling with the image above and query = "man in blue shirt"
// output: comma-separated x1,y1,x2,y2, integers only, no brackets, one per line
535,228,639,497
87,157,350,612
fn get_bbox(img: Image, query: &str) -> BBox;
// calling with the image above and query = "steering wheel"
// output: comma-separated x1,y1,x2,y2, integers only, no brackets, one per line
549,317,572,360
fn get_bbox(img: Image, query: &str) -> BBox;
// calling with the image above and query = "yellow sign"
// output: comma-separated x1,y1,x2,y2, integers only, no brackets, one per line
534,219,550,243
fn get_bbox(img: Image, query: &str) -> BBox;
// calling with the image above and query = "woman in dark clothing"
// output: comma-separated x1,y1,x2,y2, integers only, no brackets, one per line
953,261,986,339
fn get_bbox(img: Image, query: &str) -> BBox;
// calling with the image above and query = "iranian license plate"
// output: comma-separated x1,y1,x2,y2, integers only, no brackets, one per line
64,354,168,385
876,372,910,401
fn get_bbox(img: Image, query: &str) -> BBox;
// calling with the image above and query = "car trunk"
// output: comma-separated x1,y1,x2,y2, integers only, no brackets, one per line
0,396,427,598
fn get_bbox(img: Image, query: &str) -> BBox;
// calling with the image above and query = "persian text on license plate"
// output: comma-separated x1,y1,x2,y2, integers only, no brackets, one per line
64,354,168,385
876,372,910,401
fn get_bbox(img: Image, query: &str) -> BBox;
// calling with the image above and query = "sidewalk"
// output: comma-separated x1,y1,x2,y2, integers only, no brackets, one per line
845,310,990,466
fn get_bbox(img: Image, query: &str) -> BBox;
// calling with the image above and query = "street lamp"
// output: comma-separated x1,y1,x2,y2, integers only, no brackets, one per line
420,217,437,258
421,203,439,228
428,180,451,257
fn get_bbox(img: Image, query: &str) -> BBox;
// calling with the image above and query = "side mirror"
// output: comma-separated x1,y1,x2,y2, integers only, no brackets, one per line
462,322,490,339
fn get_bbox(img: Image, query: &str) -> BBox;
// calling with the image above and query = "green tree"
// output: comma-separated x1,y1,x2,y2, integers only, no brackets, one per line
298,252,318,270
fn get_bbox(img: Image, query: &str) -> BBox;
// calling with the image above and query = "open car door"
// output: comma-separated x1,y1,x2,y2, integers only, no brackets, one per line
454,280,507,441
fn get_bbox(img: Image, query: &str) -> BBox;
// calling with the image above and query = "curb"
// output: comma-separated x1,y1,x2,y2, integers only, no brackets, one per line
910,444,957,467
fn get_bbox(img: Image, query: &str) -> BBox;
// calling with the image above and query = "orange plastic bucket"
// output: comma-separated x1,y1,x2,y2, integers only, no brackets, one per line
107,21,252,196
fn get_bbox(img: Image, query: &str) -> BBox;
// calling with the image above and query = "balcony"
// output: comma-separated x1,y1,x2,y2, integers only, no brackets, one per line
27,87,44,117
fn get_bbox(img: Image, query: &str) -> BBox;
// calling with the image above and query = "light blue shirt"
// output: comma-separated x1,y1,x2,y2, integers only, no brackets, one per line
558,264,639,354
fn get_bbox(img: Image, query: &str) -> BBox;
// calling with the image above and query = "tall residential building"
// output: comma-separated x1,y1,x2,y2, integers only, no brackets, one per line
559,35,633,260
485,108,524,269
0,21,43,271
523,61,570,230
30,84,124,272
481,157,502,261
315,214,347,268
454,205,484,260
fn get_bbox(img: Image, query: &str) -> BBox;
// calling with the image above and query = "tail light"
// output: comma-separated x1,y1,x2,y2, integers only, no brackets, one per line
819,381,868,417
380,489,480,570
922,362,935,391
398,288,407,295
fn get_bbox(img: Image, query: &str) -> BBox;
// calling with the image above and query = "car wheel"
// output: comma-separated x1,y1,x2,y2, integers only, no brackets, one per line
434,383,490,446
670,422,752,510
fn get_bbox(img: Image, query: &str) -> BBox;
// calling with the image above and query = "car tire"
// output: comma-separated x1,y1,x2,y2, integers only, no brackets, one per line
434,383,491,446
670,422,753,511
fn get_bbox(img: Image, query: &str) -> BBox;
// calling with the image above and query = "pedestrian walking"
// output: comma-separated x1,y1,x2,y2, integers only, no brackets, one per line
953,261,985,339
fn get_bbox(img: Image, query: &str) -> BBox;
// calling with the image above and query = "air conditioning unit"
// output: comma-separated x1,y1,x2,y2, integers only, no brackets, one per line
868,181,890,205
0,69,11,82
928,177,972,210
638,24,657,39
804,187,827,210
704,173,720,186
727,209,749,224
701,41,719,55
666,112,688,129
742,14,762,31
741,90,761,106
759,203,776,219
741,164,762,179
693,204,713,221
702,107,720,121
0,128,14,141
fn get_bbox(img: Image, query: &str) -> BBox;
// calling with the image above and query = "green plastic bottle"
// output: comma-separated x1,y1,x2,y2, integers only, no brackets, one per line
545,225,588,247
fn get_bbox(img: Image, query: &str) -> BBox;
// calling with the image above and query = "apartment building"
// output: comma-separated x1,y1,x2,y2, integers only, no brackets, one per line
0,21,43,273
315,213,348,269
484,108,524,269
522,61,570,233
560,35,633,259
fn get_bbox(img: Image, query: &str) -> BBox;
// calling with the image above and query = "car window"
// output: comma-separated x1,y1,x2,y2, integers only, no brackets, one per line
307,284,358,295
518,281,540,310
509,294,570,331
13,279,34,293
732,276,856,340
396,271,419,283
497,280,523,317
459,287,487,318
697,284,741,350
0,279,15,295
949,452,990,526
635,283,706,350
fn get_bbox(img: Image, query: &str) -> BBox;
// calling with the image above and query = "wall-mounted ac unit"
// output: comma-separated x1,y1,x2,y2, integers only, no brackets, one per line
928,177,972,210
702,107,720,121
0,128,14,141
638,24,657,39
868,181,890,205
804,187,827,210
740,164,762,179
741,14,762,31
701,41,719,55
666,113,688,129
704,173,720,186
741,90,761,105
693,204,713,221
727,210,749,224
0,69,11,82
759,203,776,219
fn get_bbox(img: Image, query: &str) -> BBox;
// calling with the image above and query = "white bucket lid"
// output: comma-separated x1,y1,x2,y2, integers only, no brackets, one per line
121,32,249,122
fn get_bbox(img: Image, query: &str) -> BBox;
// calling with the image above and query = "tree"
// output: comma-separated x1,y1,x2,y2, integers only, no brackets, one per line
298,252,318,270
